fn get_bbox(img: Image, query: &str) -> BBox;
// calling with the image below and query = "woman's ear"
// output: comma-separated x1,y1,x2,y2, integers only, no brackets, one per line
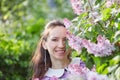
42,40,47,49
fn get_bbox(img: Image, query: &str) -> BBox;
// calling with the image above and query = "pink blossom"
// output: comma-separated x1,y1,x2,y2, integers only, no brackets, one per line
66,31,84,53
70,0,84,15
105,0,114,7
63,18,72,29
68,63,89,75
82,39,98,54
96,35,115,56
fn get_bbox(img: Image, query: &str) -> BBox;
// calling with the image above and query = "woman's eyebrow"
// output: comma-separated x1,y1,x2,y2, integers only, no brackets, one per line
50,36,66,39
51,36,58,38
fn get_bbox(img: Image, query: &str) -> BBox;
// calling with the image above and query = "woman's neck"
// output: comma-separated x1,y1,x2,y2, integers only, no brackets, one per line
51,58,71,69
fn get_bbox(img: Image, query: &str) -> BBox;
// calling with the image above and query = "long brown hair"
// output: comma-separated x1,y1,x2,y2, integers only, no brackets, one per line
31,20,66,79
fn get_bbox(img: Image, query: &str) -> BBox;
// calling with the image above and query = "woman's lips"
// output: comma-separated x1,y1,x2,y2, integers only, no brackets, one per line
55,50,65,54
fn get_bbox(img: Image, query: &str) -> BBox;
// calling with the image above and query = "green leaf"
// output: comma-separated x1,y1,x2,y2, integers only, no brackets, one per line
101,8,111,21
97,63,107,73
109,55,120,66
71,51,79,57
102,67,109,74
92,56,101,68
78,12,88,21
4,59,13,65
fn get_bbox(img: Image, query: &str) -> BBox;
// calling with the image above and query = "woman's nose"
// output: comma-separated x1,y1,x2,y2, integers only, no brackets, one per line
58,40,65,48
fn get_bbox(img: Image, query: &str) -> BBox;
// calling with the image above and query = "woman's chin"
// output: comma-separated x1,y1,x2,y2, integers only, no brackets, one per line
55,55,67,60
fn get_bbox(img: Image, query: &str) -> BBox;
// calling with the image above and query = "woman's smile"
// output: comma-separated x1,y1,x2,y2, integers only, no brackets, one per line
55,50,65,54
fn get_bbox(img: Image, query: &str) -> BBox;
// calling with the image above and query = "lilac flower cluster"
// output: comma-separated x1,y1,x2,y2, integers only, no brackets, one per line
66,30,115,57
66,31,84,53
105,0,114,8
83,35,115,56
63,18,73,29
70,0,85,15
67,63,108,80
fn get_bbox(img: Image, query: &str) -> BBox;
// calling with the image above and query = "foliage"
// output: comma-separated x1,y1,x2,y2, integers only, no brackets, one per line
64,0,120,79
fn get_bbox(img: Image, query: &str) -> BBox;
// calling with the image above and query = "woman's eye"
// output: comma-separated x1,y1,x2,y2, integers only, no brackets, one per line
52,39,57,41
63,38,67,43
63,38,67,41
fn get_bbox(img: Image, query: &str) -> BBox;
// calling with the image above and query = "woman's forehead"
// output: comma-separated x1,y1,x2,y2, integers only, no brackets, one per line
48,26,66,38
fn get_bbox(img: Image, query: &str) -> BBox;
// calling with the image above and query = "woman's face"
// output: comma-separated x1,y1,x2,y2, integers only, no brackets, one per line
44,26,68,60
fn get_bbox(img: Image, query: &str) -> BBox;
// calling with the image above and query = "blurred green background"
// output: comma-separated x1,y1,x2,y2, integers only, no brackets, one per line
0,0,74,80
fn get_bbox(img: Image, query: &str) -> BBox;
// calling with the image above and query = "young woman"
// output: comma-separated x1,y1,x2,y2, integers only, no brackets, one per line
31,20,72,79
